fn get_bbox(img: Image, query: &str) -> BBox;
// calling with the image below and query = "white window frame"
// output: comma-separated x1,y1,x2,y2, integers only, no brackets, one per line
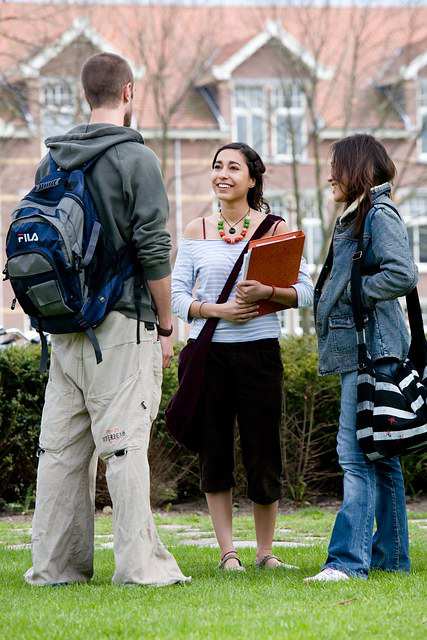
406,215,427,267
417,78,427,162
232,82,268,156
39,76,90,150
265,190,299,227
271,81,307,163
40,76,76,115
268,194,286,219
402,190,427,271
302,216,322,269
231,79,308,163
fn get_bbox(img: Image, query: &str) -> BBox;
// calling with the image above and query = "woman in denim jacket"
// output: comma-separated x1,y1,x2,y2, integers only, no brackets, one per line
307,134,418,582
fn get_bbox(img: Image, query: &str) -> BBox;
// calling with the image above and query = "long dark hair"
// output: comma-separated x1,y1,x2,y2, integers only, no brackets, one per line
212,142,271,214
330,134,396,234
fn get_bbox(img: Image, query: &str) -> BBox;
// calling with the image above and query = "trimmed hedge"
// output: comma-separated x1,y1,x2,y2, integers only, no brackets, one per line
0,346,47,509
1,338,426,509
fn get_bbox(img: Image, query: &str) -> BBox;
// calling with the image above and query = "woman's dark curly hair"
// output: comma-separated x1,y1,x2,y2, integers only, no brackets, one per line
212,142,271,214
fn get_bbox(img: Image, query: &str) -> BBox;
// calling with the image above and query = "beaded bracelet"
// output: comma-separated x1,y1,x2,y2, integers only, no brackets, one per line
266,286,276,301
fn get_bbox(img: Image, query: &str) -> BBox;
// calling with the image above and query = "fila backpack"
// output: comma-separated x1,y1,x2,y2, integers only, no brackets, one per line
4,150,140,370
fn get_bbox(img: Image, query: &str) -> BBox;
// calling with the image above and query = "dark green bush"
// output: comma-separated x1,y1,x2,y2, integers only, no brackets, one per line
0,345,47,504
1,338,426,509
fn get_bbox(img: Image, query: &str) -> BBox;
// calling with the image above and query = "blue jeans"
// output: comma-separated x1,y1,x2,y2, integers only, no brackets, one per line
324,363,410,578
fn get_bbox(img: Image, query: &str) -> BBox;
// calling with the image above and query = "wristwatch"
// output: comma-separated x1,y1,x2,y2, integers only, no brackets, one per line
157,325,173,337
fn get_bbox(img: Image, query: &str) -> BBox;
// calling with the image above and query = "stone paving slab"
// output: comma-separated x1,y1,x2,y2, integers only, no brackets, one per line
180,539,314,548
5,543,31,550
176,530,212,538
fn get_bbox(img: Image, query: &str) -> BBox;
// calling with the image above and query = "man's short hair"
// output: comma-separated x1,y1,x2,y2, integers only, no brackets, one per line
81,52,134,109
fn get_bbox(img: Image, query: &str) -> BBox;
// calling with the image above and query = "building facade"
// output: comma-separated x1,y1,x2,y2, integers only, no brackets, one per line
1,2,427,337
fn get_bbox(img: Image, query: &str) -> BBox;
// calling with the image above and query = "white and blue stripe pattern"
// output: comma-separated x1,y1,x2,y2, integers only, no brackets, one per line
172,239,314,343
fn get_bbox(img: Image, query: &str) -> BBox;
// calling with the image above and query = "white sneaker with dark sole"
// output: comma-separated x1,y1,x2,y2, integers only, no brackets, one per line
304,568,350,582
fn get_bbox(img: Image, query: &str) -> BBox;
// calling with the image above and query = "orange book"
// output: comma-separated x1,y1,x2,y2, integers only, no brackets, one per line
242,230,305,315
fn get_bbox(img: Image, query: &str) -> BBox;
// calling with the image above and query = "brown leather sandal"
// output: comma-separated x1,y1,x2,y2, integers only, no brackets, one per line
218,550,245,571
255,554,299,570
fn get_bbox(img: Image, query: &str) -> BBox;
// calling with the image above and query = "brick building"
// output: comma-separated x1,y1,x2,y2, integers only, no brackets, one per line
1,1,427,338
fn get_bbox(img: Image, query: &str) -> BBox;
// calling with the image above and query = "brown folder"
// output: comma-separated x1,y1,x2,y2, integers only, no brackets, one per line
242,230,305,315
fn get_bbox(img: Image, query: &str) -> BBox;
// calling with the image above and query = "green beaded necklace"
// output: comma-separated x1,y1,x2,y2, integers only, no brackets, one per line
217,209,251,244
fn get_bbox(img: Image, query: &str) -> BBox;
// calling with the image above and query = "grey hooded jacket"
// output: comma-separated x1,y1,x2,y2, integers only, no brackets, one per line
314,183,418,376
36,123,171,323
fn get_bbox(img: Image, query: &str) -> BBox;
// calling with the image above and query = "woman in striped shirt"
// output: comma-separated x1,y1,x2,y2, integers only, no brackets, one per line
172,142,313,571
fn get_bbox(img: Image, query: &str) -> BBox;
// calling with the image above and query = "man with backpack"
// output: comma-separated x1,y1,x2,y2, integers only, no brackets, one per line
20,52,189,586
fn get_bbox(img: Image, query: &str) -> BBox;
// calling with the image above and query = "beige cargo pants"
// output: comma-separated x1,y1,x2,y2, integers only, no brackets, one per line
24,311,189,586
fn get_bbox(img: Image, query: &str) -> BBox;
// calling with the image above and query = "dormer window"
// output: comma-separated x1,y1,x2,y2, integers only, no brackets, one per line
234,86,266,155
42,79,75,109
40,77,77,138
232,81,306,162
40,77,89,139
272,83,305,160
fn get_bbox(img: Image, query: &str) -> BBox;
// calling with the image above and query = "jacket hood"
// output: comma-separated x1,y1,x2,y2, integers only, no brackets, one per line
339,182,392,224
45,123,144,170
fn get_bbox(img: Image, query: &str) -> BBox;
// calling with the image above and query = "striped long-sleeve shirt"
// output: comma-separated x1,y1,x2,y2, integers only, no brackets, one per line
172,239,314,342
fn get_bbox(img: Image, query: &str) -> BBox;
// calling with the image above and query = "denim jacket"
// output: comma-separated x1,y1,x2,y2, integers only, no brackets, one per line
314,183,418,376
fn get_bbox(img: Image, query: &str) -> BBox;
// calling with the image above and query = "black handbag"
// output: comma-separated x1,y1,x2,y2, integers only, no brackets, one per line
165,215,280,452
351,203,427,460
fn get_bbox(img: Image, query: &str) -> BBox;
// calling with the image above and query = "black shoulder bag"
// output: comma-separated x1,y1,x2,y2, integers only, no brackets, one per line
351,203,427,460
165,214,280,452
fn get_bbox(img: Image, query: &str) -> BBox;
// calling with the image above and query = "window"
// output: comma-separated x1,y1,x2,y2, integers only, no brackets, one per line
267,192,296,223
234,86,266,155
267,191,323,265
303,218,322,266
405,195,427,263
418,79,427,159
272,83,305,160
42,79,75,109
233,81,306,161
40,77,83,139
300,193,322,266
268,195,286,218
275,114,304,157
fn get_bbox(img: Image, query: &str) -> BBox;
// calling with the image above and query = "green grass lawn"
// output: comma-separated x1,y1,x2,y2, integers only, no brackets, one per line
0,508,426,639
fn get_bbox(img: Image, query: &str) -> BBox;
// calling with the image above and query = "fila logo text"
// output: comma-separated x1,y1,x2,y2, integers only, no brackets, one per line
17,233,39,243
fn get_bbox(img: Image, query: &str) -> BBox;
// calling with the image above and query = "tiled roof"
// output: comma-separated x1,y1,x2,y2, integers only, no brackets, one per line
1,3,427,132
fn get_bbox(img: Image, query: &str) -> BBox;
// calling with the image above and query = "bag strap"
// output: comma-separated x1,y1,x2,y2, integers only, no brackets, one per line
350,201,426,373
217,214,281,304
406,286,427,375
195,214,281,345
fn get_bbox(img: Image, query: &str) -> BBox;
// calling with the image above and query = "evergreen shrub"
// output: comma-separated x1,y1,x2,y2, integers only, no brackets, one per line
1,338,426,509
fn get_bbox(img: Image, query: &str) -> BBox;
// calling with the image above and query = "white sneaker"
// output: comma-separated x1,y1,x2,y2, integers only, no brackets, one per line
304,568,350,582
